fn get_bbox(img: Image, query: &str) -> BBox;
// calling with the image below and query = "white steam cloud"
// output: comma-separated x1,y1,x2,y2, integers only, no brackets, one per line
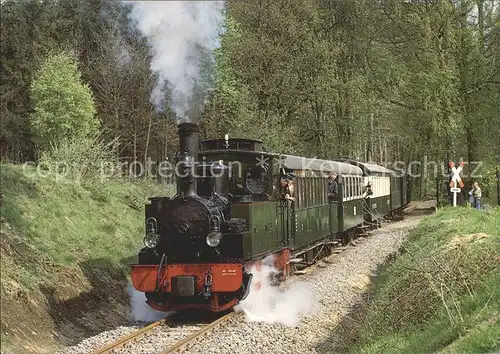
127,284,168,322
128,1,225,122
235,256,318,327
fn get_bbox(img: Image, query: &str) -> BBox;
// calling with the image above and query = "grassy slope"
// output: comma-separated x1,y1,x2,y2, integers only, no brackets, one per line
352,207,500,354
0,163,173,352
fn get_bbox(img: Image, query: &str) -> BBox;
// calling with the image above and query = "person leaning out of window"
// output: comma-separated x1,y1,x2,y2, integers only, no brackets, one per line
327,172,338,201
362,181,373,199
279,173,296,202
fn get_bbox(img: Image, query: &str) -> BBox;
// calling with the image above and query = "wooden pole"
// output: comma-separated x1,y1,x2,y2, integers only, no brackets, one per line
452,181,457,207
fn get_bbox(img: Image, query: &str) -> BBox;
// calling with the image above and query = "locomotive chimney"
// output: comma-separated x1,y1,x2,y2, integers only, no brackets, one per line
177,122,200,198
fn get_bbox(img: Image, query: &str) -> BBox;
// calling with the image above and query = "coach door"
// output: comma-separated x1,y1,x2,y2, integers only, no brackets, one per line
275,184,295,250
278,198,295,248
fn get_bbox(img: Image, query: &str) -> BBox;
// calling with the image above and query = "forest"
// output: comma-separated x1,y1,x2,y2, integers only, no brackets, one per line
1,0,499,198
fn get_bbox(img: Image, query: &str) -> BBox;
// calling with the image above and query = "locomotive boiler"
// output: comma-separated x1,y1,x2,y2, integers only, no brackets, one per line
130,123,252,312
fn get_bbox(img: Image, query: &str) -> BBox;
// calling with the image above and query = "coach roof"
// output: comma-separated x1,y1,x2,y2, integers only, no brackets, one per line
342,160,395,175
280,154,363,175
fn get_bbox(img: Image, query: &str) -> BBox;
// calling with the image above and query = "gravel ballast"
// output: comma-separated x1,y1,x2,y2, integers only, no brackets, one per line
57,215,422,354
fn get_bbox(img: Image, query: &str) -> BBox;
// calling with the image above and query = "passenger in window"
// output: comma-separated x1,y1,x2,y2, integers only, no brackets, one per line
327,172,338,201
362,181,373,199
279,174,296,203
279,176,288,196
287,177,296,202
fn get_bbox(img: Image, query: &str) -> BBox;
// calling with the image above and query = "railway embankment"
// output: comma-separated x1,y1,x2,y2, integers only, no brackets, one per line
0,163,172,353
335,207,500,354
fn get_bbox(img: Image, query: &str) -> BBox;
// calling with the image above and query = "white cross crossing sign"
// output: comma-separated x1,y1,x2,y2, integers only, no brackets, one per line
449,161,465,188
449,161,465,207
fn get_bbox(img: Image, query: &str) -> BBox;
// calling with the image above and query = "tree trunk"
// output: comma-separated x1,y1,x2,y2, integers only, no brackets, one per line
144,114,152,177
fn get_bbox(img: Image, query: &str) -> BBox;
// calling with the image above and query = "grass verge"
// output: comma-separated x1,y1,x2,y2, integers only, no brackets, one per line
348,207,499,354
0,163,173,353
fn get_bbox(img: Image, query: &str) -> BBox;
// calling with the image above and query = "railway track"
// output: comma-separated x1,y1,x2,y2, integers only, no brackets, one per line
93,311,237,354
91,201,432,354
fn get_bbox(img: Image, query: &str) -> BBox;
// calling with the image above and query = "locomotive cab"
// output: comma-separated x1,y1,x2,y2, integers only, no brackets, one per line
196,162,230,199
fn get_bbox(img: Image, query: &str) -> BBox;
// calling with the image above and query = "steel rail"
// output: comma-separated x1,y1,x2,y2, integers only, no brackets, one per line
159,311,237,354
92,317,167,354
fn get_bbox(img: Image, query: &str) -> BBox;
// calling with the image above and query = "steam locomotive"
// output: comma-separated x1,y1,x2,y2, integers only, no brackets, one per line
130,123,411,312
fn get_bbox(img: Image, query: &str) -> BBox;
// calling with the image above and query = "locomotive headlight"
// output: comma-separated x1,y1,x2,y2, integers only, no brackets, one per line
206,231,223,247
144,233,160,249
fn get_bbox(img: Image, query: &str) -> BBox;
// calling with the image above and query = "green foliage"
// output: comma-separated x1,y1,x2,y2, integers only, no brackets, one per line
1,0,499,198
478,162,500,203
29,52,99,151
0,163,173,288
201,0,500,167
350,207,500,354
201,15,256,139
38,132,120,183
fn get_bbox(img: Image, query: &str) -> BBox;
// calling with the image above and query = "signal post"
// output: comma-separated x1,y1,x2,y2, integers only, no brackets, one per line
449,161,464,207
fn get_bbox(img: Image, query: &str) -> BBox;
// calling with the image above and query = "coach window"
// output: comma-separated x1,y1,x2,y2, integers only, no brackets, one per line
302,178,307,208
342,177,346,201
302,178,306,207
314,177,318,205
349,176,352,199
312,175,318,206
308,177,312,207
306,176,312,208
304,177,309,208
317,177,321,205
305,177,309,207
317,177,322,205
324,177,328,204
322,176,326,204
344,176,348,200
310,177,314,206
296,178,300,208
301,178,305,208
325,176,328,204
349,176,353,199
317,177,320,205
346,176,349,199
310,177,314,207
347,176,350,199
351,176,355,199
344,176,349,200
